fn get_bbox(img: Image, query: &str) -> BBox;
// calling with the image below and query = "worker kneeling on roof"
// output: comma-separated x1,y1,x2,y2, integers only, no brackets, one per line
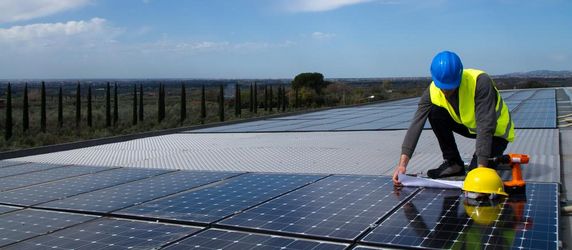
393,50,515,185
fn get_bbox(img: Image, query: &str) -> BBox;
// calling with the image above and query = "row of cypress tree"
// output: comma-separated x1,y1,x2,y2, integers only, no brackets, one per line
3,83,291,141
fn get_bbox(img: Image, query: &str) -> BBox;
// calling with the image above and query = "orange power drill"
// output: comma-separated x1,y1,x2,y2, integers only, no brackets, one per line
493,153,529,195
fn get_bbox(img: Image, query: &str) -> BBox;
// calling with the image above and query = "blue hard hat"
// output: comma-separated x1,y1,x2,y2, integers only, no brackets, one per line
430,51,463,90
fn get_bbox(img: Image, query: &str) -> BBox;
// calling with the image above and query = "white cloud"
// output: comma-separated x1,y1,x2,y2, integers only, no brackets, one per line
137,40,295,54
0,18,122,51
311,32,336,40
285,0,374,12
0,0,91,23
0,18,105,41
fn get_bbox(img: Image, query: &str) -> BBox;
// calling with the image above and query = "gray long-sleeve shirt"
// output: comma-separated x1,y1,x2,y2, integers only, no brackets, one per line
401,73,499,166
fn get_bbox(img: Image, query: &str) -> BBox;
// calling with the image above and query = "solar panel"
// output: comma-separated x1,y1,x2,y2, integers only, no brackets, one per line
218,175,417,241
115,173,325,224
0,161,26,168
4,218,201,250
39,171,241,213
0,209,96,247
163,229,348,250
360,183,558,249
0,168,171,206
0,165,111,192
0,163,64,178
0,205,19,215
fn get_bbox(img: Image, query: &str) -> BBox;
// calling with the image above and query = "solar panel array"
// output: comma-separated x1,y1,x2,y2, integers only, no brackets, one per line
192,89,556,133
0,161,559,249
360,183,558,250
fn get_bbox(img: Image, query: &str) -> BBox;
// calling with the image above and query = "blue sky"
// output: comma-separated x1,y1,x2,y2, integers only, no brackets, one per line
0,0,571,79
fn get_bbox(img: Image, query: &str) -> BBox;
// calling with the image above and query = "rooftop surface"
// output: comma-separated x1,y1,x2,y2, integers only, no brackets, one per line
0,87,568,249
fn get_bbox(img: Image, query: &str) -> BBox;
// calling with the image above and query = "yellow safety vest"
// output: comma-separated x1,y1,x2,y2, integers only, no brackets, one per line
429,69,515,142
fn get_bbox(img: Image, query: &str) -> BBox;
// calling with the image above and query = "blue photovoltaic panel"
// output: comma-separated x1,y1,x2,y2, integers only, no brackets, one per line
116,173,325,224
0,163,64,178
219,176,417,240
361,183,558,250
0,205,19,215
0,167,171,206
0,165,111,192
0,209,96,247
39,171,241,213
163,229,348,250
4,218,201,250
0,161,26,168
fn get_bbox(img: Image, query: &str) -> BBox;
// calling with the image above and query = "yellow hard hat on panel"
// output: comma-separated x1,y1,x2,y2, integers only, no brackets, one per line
462,167,508,197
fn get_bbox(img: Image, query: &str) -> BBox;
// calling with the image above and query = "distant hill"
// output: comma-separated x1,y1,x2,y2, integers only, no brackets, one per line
499,70,572,78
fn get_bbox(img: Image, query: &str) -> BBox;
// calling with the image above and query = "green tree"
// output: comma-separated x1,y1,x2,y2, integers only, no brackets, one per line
40,81,46,133
234,83,241,117
249,83,254,112
282,86,287,112
22,83,29,132
180,83,187,124
269,86,273,112
292,72,329,94
87,84,92,127
218,85,224,122
277,86,282,111
158,83,165,123
139,84,144,122
106,82,111,127
264,85,268,111
253,82,258,114
133,84,138,125
295,88,299,109
58,85,63,128
75,82,81,128
114,83,118,126
5,83,12,140
200,85,206,123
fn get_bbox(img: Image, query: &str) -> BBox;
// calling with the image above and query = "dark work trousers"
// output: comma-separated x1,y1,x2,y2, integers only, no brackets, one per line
428,105,509,169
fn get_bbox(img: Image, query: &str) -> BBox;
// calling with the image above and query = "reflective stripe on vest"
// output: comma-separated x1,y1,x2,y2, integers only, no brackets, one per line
429,69,515,142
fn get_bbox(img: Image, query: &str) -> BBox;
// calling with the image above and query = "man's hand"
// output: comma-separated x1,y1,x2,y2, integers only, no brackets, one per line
392,165,406,186
392,154,410,186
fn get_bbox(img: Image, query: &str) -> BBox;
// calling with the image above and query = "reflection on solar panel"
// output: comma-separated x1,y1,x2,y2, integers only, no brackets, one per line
116,173,325,223
4,218,201,250
0,205,19,215
0,168,171,206
360,183,558,249
219,176,417,240
0,163,64,178
0,165,111,192
163,229,348,250
0,209,96,247
39,171,241,213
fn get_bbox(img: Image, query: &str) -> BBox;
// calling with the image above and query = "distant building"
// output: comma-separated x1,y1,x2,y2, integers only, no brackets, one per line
0,99,5,109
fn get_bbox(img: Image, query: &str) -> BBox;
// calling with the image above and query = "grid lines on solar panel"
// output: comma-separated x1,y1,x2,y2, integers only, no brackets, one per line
116,173,325,224
510,183,558,250
0,163,65,178
218,175,418,241
361,183,559,250
3,218,201,250
0,209,96,247
0,168,171,207
38,171,241,213
0,165,111,192
163,228,348,250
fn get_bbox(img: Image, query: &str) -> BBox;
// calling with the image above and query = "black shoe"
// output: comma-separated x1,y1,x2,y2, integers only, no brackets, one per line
427,160,465,179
